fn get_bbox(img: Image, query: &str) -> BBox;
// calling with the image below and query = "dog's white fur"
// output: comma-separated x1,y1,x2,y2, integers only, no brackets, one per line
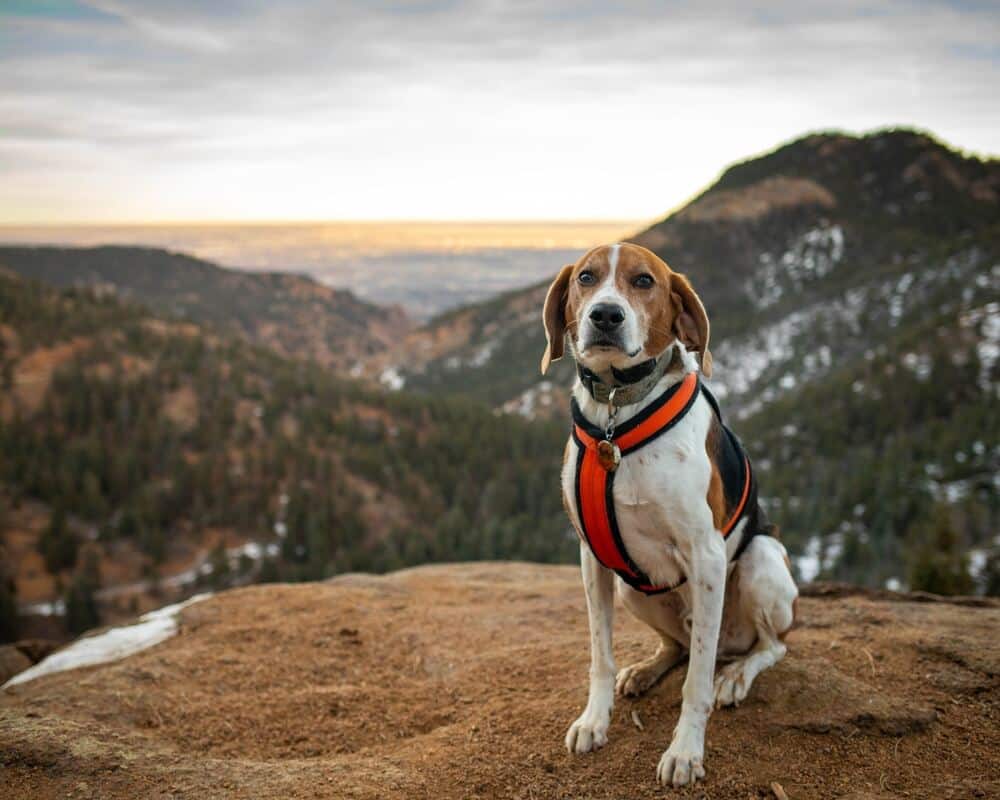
553,245,798,788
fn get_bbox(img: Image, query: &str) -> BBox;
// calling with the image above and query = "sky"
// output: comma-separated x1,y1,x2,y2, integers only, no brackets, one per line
2,0,999,224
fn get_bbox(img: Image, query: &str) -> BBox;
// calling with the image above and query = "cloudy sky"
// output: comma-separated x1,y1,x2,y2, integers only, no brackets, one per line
2,0,998,223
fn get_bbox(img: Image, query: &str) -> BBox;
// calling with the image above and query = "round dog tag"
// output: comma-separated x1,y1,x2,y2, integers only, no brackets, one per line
597,439,621,472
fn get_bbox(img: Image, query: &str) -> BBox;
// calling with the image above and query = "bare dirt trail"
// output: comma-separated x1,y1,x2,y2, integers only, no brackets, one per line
1,562,998,799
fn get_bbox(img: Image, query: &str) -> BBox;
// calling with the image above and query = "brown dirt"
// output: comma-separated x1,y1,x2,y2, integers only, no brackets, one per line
1,562,998,799
676,177,836,224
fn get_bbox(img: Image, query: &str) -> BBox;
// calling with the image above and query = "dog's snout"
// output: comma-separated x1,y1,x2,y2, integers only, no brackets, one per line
588,303,626,333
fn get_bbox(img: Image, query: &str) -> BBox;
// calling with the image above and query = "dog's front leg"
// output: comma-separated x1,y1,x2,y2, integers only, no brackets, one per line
565,542,616,754
657,529,726,788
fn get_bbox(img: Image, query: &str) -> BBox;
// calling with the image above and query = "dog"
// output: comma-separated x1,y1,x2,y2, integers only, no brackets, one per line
541,242,798,788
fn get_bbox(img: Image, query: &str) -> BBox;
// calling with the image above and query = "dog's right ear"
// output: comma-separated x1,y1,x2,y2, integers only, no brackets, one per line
540,264,574,374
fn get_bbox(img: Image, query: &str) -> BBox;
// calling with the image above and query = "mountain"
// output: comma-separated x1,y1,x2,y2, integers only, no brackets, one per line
368,280,576,415
2,563,999,799
375,128,1000,591
0,246,411,370
0,272,572,638
383,129,998,410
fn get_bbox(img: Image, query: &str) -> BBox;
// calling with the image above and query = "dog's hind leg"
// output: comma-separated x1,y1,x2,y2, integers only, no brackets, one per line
714,536,797,708
616,635,684,697
615,586,688,697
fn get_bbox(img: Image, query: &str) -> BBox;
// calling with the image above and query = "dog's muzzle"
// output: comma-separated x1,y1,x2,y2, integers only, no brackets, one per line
582,302,627,351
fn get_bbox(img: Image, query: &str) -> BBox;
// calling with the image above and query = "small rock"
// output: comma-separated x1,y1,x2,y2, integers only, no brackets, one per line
0,645,32,685
14,639,60,664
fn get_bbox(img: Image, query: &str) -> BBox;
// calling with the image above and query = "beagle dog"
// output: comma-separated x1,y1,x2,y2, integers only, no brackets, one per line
541,243,798,788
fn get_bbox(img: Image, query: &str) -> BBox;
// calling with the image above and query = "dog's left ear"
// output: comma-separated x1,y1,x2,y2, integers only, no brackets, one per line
540,264,574,374
670,272,713,378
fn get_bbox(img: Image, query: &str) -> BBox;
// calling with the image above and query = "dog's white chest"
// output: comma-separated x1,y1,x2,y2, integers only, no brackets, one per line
562,397,715,588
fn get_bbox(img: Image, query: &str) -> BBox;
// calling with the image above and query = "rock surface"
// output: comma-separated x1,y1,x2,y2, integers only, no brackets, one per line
0,646,32,686
1,563,998,799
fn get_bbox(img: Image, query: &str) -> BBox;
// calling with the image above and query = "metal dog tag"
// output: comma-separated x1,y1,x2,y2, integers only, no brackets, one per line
597,439,621,472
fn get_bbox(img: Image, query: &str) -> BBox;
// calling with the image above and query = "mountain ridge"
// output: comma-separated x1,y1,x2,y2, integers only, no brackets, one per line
0,245,412,371
378,128,998,403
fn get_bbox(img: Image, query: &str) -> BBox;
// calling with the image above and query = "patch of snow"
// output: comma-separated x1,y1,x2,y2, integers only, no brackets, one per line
468,338,501,368
4,594,211,689
503,380,554,418
927,477,973,503
902,351,932,381
379,366,405,391
713,309,812,399
747,224,845,309
960,302,999,393
968,549,988,579
22,599,66,616
794,536,822,582
824,531,845,567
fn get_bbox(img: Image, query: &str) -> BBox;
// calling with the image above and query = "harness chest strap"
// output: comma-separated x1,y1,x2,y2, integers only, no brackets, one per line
571,372,752,595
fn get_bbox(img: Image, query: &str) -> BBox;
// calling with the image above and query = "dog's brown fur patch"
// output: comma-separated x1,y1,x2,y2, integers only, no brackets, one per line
705,417,728,531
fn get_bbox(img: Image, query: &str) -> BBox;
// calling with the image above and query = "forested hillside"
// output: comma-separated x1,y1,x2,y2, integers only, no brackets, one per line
373,129,1000,593
0,246,411,370
0,273,571,640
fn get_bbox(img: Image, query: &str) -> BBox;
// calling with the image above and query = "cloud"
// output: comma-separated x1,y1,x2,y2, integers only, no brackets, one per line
0,1,998,221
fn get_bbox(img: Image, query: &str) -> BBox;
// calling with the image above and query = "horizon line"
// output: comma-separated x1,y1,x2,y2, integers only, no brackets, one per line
0,217,645,228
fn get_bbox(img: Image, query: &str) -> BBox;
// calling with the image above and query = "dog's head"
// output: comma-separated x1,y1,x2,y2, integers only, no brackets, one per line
540,243,712,378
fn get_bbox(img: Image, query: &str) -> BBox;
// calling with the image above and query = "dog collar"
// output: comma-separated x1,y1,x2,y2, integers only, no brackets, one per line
573,347,679,407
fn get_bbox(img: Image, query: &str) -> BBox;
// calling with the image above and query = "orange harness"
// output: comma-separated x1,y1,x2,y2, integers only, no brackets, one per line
571,372,755,594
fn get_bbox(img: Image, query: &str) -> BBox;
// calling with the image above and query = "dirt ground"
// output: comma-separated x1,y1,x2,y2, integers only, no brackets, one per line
1,562,998,799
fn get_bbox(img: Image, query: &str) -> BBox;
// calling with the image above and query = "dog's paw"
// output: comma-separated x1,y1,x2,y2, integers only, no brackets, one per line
615,661,661,697
714,660,750,708
564,706,611,754
656,742,706,788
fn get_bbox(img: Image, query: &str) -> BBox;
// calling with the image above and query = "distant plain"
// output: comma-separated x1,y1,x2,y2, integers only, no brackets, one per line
0,221,637,317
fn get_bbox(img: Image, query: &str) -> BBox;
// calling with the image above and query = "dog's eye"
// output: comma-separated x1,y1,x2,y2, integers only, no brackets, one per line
578,271,596,286
633,273,654,289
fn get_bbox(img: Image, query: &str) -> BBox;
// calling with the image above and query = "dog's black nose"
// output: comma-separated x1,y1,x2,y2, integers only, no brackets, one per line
589,303,626,332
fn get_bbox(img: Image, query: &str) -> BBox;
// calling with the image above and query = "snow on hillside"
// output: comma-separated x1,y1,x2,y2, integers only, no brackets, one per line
3,594,211,688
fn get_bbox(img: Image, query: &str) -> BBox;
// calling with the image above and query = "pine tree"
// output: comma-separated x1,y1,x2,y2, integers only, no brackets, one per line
0,573,17,643
207,541,231,590
908,506,975,596
980,551,1000,597
64,549,101,636
39,506,78,574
